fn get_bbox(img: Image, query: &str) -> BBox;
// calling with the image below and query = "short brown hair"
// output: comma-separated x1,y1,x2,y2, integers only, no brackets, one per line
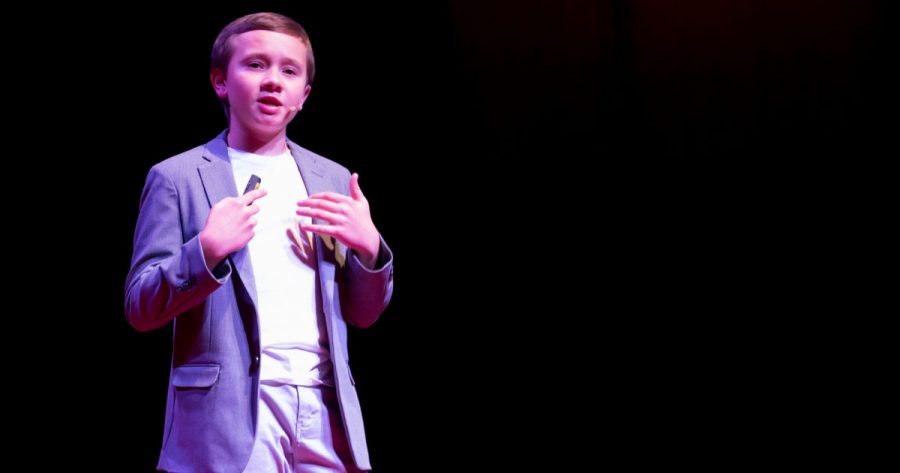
211,12,316,85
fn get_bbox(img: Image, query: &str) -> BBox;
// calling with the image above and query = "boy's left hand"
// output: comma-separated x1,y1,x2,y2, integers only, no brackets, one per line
296,173,380,268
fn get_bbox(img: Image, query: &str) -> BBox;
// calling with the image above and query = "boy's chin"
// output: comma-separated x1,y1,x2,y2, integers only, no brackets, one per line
251,117,289,131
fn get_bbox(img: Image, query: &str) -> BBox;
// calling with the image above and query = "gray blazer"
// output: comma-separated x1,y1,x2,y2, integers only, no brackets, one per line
125,131,393,472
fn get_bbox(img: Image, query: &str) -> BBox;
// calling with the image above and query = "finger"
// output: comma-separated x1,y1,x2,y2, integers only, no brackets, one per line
299,222,337,238
296,207,340,222
305,192,349,204
296,198,343,213
240,188,268,205
349,173,364,201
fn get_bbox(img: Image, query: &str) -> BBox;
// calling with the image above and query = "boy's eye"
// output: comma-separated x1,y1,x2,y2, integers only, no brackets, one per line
248,62,264,69
283,68,298,76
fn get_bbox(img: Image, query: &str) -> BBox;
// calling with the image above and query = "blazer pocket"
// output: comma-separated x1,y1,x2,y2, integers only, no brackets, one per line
172,364,220,389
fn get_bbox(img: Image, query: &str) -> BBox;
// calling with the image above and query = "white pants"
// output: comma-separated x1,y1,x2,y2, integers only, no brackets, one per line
242,382,363,473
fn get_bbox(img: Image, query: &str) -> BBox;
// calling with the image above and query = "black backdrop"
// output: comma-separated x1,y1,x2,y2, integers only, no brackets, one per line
21,0,885,470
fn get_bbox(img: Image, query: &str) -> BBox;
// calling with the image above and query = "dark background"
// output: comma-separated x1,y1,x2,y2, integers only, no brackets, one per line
20,0,886,470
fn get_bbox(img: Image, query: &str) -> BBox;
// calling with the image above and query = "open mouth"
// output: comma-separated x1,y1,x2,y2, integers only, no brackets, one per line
258,97,283,107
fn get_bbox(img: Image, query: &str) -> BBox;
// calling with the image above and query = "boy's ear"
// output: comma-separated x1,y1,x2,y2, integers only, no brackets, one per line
300,84,312,105
293,84,312,111
210,69,227,99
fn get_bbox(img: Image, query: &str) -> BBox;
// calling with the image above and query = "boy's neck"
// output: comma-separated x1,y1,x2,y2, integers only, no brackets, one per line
226,129,288,156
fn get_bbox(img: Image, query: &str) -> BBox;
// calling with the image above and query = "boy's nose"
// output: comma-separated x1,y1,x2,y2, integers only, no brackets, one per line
261,74,283,92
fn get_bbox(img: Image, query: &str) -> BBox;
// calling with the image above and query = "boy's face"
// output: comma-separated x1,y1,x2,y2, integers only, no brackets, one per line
211,30,312,140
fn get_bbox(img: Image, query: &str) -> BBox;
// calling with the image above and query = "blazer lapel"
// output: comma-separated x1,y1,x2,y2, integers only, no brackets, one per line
289,141,329,197
289,142,347,264
288,142,345,349
198,132,259,310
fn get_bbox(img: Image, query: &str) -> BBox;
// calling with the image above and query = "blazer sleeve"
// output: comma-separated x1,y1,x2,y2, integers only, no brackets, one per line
341,238,394,328
124,166,231,332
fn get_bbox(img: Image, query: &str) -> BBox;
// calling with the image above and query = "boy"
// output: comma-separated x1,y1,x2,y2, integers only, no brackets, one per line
125,12,393,473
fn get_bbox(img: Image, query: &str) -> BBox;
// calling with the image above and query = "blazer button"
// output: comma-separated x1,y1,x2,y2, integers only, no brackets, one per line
253,356,260,364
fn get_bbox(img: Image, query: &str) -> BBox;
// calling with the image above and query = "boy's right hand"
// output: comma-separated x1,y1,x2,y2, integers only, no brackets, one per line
199,188,268,270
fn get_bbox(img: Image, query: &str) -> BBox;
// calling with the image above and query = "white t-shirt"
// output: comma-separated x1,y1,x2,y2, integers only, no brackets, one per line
229,147,332,386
